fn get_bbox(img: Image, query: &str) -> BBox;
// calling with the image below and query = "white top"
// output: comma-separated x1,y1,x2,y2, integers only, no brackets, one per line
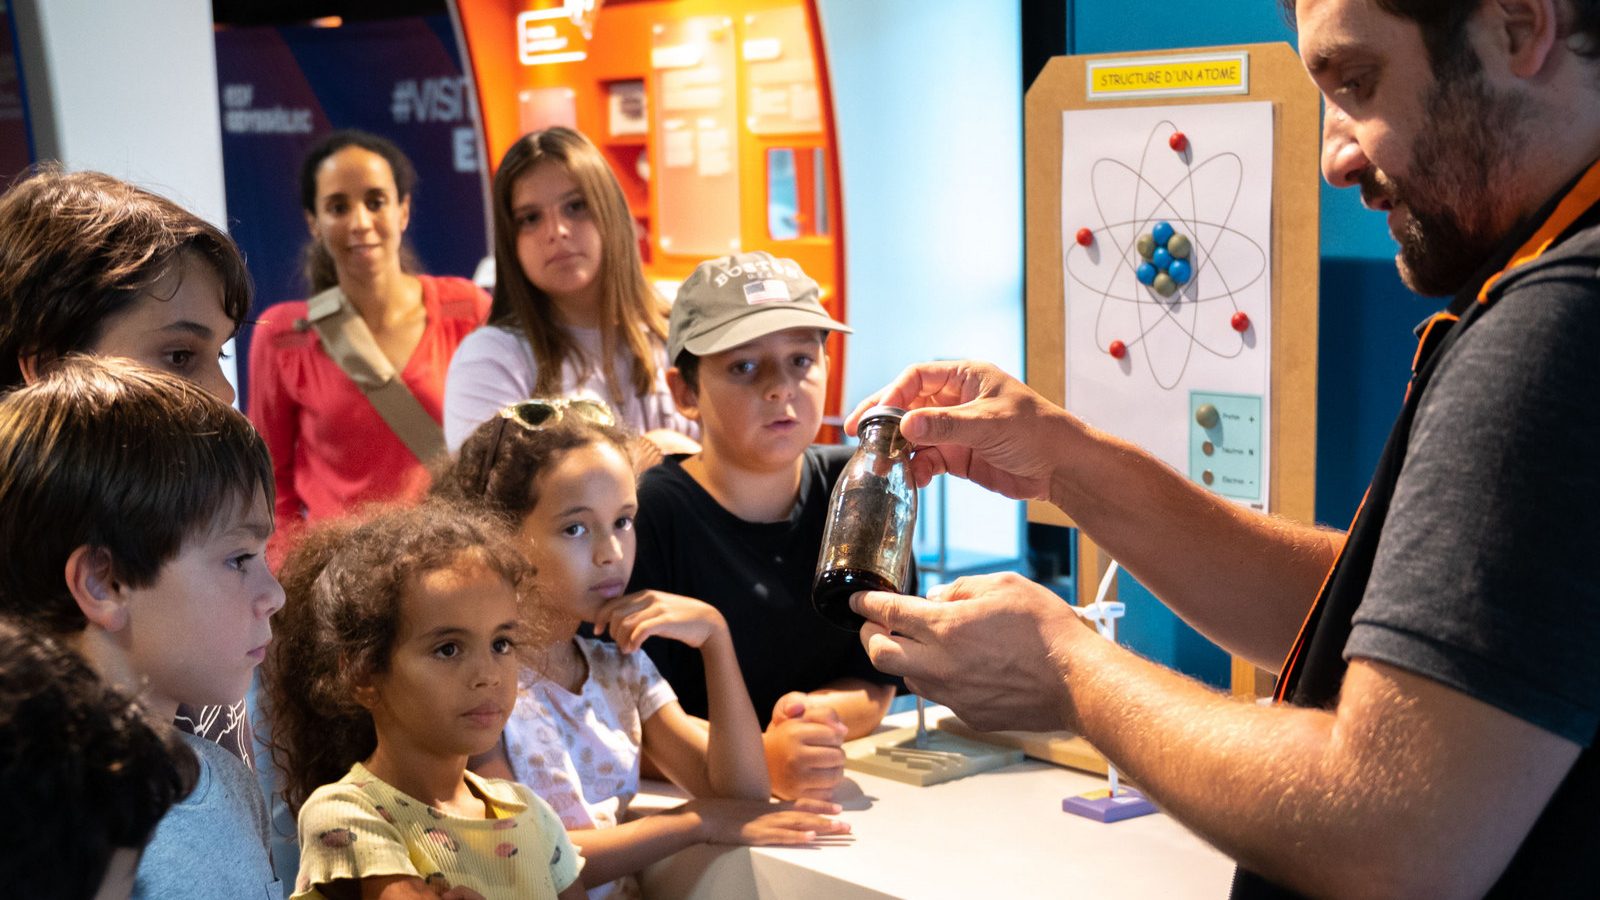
506,638,677,900
443,324,699,452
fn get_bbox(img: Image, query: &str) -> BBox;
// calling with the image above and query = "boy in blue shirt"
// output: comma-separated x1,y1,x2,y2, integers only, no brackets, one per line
0,357,283,898
628,251,900,801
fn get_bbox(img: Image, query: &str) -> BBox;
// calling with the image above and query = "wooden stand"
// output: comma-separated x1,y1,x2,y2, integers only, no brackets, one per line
938,717,1110,776
843,725,1022,787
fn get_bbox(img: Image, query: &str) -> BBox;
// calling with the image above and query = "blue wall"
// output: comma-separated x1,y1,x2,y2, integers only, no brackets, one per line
817,0,1025,566
1072,1,1442,685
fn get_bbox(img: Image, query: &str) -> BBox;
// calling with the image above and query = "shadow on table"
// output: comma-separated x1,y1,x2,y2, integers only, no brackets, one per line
834,776,877,811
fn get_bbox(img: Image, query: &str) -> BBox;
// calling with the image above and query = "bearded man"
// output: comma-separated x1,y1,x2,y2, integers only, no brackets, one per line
846,1,1600,895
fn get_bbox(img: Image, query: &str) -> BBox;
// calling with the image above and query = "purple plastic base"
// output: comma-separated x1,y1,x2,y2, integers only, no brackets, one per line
1062,788,1158,823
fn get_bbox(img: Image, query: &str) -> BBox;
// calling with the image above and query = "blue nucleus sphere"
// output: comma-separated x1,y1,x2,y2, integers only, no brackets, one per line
1136,262,1157,285
1152,248,1173,269
1169,258,1192,284
1152,221,1175,246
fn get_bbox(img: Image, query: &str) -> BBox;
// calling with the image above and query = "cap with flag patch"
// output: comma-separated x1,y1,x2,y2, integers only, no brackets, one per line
668,251,851,362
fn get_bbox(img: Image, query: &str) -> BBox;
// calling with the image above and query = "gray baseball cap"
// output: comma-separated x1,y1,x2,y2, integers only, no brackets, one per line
668,251,851,362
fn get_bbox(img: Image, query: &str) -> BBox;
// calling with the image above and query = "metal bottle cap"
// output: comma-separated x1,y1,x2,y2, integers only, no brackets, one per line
858,405,907,428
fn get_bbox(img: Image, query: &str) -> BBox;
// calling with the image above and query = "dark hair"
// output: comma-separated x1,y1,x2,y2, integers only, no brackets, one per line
0,165,252,389
673,349,702,393
489,127,667,403
0,355,274,634
263,501,542,814
432,403,635,526
297,129,423,294
0,617,198,898
1280,1,1600,68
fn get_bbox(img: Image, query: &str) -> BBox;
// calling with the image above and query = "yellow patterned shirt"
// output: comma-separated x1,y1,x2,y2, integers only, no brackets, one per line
292,762,582,900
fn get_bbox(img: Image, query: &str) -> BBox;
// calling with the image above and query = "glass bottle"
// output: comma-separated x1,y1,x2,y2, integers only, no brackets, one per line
812,405,918,630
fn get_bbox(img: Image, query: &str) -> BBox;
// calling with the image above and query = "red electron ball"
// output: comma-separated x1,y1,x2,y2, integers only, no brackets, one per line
1076,227,1094,247
1231,311,1251,332
1169,131,1188,152
1108,340,1127,359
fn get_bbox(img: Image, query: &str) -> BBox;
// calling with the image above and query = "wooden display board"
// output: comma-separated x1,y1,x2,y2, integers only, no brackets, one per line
1024,43,1321,696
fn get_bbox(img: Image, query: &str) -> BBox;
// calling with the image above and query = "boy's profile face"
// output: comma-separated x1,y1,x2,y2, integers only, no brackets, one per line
673,326,827,474
85,254,237,405
118,487,282,717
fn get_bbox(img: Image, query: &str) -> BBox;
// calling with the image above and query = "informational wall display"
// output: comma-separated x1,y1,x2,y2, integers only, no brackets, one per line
743,5,822,135
607,79,647,137
1085,51,1249,101
1189,391,1263,502
519,85,577,133
453,0,847,430
1061,100,1274,508
654,15,742,256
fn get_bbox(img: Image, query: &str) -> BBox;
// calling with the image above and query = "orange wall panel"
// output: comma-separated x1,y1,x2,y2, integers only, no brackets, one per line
453,0,849,425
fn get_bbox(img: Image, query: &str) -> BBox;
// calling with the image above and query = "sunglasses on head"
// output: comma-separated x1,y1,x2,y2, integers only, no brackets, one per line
476,398,619,490
500,397,616,430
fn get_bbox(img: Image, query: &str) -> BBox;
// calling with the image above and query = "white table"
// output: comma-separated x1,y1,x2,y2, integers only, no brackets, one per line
641,710,1235,899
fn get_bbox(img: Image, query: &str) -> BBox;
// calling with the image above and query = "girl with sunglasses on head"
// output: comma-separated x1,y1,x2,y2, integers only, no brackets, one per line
434,399,846,899
442,127,699,469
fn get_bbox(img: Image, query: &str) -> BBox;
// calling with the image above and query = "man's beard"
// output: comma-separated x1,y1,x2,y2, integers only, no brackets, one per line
1369,56,1530,296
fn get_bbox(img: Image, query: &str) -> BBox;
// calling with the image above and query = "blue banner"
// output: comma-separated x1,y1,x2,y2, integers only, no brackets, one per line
215,15,487,403
0,7,34,189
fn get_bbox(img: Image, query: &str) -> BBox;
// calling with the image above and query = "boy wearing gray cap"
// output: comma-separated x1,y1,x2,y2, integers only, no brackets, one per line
626,251,901,802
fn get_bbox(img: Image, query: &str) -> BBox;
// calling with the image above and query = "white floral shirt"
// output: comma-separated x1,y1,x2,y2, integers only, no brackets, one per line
506,638,677,900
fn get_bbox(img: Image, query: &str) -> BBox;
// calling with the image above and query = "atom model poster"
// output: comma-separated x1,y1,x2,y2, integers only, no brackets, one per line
1061,100,1274,508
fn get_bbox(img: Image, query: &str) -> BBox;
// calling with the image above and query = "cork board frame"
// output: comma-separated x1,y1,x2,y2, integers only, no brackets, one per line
1024,43,1321,696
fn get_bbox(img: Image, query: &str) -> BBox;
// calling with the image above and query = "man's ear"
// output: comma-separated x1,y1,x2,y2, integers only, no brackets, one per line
666,367,701,423
64,545,129,632
1496,0,1559,79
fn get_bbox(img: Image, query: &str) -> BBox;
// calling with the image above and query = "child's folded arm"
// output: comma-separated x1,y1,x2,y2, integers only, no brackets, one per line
803,678,897,740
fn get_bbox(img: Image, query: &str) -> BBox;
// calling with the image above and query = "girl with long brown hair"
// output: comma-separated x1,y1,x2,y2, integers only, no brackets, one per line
442,127,698,466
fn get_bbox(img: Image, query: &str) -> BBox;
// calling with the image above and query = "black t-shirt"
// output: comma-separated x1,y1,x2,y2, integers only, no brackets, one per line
627,446,901,725
1234,172,1600,897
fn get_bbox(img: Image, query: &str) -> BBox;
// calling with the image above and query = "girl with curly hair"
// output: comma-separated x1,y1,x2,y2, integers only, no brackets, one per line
263,501,585,900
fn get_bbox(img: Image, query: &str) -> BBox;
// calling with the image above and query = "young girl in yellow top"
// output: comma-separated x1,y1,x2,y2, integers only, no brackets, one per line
434,399,847,899
264,502,586,900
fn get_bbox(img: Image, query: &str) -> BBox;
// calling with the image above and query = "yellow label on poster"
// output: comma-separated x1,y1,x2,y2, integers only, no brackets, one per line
1087,53,1249,100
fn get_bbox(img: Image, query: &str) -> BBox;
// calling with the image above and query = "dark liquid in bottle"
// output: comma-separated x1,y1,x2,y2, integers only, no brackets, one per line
812,567,895,632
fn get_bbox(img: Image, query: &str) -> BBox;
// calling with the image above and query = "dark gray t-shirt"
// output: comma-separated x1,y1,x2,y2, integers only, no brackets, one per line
1346,233,1600,747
